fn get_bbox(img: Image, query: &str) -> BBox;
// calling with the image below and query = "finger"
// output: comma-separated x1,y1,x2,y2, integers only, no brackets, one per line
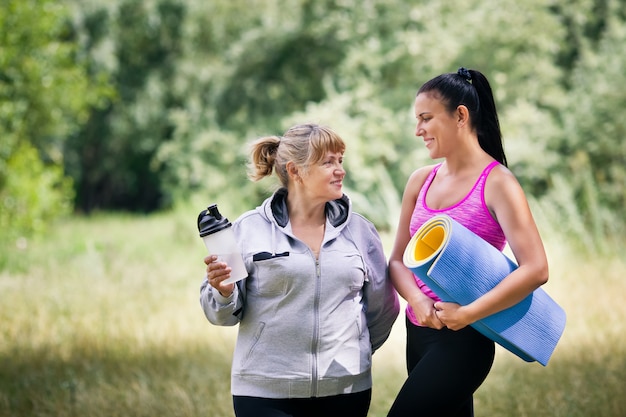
434,310,445,324
211,264,232,281
208,259,229,273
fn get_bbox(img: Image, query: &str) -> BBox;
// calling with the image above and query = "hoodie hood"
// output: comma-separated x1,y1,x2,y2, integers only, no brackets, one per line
261,187,351,228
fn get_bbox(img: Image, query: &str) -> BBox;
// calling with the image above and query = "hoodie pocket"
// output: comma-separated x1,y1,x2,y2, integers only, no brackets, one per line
241,321,266,366
344,253,366,294
249,255,290,296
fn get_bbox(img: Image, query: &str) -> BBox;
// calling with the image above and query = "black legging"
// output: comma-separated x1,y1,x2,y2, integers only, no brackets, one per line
233,389,371,417
387,317,495,417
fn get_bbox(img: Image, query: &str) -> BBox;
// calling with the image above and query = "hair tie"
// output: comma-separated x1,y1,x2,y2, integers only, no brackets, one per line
457,67,472,83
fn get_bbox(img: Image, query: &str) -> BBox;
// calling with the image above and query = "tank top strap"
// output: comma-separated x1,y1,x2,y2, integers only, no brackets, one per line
480,160,500,181
467,160,500,205
416,163,442,202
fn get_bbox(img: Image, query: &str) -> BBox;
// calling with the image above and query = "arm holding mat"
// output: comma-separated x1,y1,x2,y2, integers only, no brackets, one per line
403,214,566,366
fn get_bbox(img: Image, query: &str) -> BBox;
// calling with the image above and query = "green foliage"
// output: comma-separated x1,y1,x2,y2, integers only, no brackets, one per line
154,0,624,242
0,0,91,150
0,0,101,251
545,3,626,251
3,0,625,254
213,8,346,129
0,143,73,266
155,115,256,214
64,0,185,212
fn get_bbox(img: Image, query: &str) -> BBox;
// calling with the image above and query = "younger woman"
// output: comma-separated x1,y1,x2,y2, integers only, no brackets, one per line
387,68,549,417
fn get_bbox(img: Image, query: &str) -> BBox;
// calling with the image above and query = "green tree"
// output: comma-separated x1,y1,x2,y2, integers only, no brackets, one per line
546,2,626,250
0,0,101,255
56,0,626,249
64,0,185,213
157,0,573,228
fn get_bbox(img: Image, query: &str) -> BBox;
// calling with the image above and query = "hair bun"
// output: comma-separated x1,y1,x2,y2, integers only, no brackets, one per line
457,67,472,83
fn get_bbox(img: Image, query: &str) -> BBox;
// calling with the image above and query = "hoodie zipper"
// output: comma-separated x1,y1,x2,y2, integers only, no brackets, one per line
311,255,321,397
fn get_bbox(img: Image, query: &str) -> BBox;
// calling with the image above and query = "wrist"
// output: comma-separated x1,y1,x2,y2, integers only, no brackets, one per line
218,289,233,297
460,303,479,325
408,288,429,304
213,286,234,299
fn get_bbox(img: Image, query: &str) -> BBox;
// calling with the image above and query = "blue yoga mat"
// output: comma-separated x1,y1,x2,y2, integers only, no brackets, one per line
403,214,566,366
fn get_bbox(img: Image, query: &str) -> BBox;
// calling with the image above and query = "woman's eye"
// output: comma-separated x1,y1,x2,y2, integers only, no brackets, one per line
322,155,343,166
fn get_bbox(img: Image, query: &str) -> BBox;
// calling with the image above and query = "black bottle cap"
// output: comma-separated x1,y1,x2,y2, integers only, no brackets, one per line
197,204,232,237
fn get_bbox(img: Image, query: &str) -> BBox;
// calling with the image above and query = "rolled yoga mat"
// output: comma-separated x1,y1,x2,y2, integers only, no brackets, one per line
403,214,566,366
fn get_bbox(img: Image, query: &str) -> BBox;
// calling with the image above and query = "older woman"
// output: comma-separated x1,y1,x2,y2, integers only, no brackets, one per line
200,123,399,417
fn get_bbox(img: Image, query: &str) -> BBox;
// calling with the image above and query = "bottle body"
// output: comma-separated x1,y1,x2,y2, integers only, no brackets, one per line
197,204,248,284
201,226,247,284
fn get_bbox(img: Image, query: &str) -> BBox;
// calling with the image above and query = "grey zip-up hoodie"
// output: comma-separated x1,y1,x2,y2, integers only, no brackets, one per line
200,188,399,399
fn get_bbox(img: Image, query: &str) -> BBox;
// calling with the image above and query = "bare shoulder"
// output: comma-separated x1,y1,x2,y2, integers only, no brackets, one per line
406,164,437,192
485,164,529,210
487,164,522,189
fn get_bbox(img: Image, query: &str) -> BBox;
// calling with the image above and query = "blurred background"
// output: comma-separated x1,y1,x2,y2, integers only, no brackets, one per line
2,0,625,250
1,0,624,416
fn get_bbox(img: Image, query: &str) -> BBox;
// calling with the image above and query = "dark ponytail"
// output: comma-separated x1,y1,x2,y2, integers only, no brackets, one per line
417,68,507,166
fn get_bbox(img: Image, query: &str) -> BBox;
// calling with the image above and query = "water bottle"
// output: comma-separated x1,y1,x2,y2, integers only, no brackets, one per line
197,204,247,284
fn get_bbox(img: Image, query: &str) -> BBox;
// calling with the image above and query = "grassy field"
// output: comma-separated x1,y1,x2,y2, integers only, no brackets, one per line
1,208,625,417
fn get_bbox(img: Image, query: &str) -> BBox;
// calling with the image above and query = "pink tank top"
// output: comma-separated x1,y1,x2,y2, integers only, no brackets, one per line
407,160,506,326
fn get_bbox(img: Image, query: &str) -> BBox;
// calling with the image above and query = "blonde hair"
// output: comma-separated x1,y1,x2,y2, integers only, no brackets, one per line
248,123,346,187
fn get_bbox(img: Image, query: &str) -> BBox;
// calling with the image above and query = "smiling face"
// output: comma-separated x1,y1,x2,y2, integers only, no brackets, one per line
300,151,345,202
414,92,460,160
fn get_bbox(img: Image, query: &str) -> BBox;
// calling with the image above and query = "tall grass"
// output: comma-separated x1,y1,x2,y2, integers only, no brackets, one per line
1,208,624,416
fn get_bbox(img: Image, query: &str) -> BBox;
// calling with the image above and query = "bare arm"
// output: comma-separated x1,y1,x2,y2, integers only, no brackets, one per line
389,165,445,329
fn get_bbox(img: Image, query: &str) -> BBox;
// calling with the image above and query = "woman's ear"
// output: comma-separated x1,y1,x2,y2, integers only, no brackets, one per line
457,105,470,127
286,162,301,184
